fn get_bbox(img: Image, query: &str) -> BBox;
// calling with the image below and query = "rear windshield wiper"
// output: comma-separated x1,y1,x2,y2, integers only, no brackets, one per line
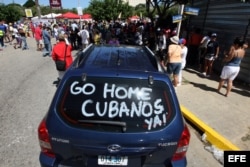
78,120,127,132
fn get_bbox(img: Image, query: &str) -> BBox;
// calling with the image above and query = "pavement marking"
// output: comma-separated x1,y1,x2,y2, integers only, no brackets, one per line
181,105,240,151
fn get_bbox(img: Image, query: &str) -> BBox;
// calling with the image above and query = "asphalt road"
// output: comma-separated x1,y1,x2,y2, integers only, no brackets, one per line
0,38,222,167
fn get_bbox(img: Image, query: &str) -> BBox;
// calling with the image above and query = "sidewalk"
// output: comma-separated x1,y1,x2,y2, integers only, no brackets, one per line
176,67,250,150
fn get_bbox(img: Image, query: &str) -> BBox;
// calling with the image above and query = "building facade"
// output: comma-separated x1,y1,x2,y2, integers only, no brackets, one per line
125,0,146,7
187,0,250,83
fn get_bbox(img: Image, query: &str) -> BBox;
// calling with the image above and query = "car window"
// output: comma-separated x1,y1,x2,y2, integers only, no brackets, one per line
57,77,176,132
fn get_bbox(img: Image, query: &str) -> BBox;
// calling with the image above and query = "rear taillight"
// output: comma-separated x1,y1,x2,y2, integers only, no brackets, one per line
38,119,55,158
172,125,190,161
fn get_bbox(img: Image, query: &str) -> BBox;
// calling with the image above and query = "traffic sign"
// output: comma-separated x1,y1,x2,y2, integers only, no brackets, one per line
184,7,199,16
172,15,182,23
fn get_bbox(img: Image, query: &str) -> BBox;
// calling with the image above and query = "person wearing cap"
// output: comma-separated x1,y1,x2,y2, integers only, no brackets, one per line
178,38,188,86
202,33,219,77
165,35,182,88
51,33,73,82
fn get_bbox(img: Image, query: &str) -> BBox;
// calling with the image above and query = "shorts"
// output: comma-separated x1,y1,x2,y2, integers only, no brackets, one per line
167,62,182,75
220,66,240,80
36,39,43,45
205,54,215,61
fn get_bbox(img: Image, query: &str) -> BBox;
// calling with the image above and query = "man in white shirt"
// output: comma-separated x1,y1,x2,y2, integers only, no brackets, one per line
78,25,89,50
71,21,78,31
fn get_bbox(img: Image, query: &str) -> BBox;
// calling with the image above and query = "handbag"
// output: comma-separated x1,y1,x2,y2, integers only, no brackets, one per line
55,44,68,71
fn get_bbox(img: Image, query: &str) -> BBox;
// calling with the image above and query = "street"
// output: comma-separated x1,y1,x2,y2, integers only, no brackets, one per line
0,38,221,167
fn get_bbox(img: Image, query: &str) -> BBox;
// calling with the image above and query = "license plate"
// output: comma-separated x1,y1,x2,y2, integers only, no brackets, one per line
98,155,128,166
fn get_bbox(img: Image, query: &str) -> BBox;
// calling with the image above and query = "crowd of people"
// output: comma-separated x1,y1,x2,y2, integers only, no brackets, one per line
0,19,247,96
0,19,179,52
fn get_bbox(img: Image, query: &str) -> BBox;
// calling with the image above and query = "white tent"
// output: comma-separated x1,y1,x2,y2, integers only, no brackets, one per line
31,16,43,20
42,13,62,19
31,13,61,25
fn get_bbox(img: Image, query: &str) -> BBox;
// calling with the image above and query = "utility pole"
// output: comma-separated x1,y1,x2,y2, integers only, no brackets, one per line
78,0,83,29
176,4,185,37
35,0,41,19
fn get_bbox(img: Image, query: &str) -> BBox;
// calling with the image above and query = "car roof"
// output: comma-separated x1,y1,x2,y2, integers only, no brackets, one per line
72,44,162,73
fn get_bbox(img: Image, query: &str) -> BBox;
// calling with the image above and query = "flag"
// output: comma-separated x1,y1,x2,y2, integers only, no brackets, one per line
50,0,62,9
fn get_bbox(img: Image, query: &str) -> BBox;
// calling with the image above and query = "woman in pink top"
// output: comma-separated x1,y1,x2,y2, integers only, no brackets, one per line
34,24,43,51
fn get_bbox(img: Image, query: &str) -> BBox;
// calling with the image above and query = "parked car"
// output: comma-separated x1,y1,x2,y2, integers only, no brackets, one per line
38,44,190,167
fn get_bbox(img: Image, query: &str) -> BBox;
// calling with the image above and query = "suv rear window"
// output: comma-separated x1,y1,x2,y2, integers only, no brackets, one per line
57,77,176,132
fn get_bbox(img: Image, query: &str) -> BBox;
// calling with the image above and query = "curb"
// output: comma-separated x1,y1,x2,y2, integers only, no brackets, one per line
181,105,240,151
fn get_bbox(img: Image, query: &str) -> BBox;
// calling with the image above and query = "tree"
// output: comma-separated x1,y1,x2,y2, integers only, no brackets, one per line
84,0,133,21
134,3,147,18
23,0,36,8
0,4,24,23
40,6,53,15
146,0,186,29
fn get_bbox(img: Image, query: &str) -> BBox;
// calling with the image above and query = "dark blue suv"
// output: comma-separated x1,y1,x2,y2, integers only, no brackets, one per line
38,44,190,167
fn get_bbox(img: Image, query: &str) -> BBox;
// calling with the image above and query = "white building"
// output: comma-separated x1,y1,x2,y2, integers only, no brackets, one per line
125,0,146,7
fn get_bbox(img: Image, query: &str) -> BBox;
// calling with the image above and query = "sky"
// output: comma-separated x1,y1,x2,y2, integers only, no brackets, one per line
3,0,91,9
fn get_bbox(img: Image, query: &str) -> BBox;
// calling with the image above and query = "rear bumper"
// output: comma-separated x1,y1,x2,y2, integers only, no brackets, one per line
172,157,187,167
39,153,57,167
39,152,187,167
